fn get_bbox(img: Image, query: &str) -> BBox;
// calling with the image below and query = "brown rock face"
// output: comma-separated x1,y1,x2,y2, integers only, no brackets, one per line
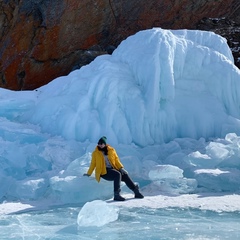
0,0,240,90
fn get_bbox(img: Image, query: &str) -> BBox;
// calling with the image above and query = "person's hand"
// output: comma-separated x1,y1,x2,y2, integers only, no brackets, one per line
120,168,128,175
83,173,90,177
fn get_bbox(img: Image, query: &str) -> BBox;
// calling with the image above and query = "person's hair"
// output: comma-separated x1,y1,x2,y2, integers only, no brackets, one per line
98,146,108,155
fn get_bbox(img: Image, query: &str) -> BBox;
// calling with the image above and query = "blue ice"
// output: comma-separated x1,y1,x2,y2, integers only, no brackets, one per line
0,28,240,239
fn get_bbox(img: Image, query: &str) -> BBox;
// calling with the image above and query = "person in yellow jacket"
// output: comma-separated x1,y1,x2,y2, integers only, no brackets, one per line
84,136,144,201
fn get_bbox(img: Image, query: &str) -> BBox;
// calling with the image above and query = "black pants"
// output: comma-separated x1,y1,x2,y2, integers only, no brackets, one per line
101,168,136,192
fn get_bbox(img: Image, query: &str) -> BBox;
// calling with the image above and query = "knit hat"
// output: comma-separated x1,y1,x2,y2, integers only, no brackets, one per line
98,136,107,145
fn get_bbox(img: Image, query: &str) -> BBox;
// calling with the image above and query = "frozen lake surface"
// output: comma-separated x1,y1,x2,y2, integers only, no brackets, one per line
1,193,240,240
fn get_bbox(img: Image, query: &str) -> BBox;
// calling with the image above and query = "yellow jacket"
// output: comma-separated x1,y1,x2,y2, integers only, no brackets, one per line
87,145,124,182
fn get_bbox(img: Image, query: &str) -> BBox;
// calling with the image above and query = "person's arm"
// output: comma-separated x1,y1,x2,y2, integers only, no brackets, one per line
112,148,124,169
112,148,128,174
119,168,128,175
83,153,96,176
87,154,96,175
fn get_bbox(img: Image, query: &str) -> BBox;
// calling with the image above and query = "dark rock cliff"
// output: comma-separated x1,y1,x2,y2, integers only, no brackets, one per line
0,0,240,90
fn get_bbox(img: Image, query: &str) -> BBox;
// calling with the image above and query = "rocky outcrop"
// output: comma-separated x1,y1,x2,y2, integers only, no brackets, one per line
0,0,240,90
197,17,240,69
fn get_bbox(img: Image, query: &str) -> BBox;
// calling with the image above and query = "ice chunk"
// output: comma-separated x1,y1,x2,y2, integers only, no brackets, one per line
63,152,92,177
148,165,197,194
194,168,240,191
50,175,113,204
149,165,183,180
13,178,48,200
77,200,119,227
146,178,197,194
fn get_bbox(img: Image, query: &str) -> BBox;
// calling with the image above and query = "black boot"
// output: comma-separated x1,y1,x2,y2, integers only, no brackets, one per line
114,190,125,201
133,185,144,199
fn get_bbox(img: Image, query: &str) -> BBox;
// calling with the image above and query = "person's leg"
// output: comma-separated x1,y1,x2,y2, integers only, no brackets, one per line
101,169,121,192
121,173,136,190
101,169,125,201
121,173,144,198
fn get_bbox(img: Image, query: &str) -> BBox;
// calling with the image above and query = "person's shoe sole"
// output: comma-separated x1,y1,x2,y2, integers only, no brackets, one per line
113,197,125,201
135,194,144,199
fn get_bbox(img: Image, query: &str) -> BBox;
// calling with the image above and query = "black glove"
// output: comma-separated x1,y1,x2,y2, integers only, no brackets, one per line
83,173,90,176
